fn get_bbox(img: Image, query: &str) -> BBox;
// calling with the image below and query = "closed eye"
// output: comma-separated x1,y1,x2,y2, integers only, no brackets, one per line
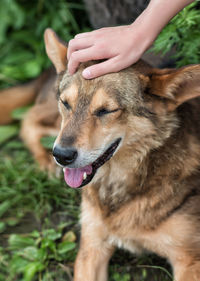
60,99,71,110
95,108,120,117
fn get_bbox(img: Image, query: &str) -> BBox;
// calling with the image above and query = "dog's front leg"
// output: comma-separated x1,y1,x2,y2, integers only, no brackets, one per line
74,238,114,281
174,261,200,281
74,199,114,281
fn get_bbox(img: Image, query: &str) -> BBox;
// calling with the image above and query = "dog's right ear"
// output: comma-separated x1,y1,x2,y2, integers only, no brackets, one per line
44,28,67,73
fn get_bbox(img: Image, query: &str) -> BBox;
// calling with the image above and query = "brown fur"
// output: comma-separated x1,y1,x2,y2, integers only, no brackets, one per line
0,70,50,125
43,30,200,280
1,29,200,280
0,67,61,172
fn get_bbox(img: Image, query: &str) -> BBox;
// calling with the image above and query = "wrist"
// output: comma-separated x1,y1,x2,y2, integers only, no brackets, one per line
129,10,158,54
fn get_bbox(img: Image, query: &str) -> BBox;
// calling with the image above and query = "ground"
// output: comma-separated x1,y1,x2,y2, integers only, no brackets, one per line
0,137,172,281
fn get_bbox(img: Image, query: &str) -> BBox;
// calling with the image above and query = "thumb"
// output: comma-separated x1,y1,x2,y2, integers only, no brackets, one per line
82,57,121,79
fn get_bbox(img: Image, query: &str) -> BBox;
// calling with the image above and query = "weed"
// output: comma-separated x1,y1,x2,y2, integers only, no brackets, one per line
152,2,200,67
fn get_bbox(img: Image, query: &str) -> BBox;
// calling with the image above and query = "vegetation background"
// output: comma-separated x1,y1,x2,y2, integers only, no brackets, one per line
0,1,199,281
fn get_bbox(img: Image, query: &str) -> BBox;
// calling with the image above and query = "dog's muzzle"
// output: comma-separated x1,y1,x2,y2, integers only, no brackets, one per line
53,145,78,166
53,138,122,189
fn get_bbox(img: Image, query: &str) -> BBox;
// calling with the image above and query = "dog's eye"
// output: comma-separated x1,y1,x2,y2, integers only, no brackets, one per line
95,108,110,117
61,99,71,110
95,108,119,117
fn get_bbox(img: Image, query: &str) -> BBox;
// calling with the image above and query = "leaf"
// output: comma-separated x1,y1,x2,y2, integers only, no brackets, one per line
62,231,76,242
30,230,40,239
0,200,12,218
57,241,76,255
0,125,19,144
40,136,56,150
4,140,24,149
10,255,29,274
9,234,35,250
41,238,56,253
23,60,42,78
6,217,20,226
24,261,45,281
12,106,32,120
152,2,200,67
19,246,39,261
42,228,62,241
0,222,6,233
37,248,47,263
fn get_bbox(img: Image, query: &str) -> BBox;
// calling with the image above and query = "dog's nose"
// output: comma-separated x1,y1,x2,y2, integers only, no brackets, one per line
53,145,78,166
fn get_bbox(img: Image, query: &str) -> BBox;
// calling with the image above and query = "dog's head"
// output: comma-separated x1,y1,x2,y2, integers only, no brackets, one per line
44,29,200,188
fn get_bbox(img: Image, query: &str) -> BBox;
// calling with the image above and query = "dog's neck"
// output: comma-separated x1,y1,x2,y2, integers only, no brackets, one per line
85,143,150,215
82,107,200,228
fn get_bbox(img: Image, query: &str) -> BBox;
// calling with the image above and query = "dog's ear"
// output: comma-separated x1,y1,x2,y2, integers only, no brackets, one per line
141,65,200,111
44,28,67,73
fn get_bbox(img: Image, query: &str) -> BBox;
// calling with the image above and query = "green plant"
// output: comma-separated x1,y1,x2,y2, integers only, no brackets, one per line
0,0,90,88
0,139,80,229
2,226,76,281
152,2,200,67
111,272,131,281
0,124,19,145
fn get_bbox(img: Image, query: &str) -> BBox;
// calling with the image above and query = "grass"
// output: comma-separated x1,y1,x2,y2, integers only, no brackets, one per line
0,136,173,281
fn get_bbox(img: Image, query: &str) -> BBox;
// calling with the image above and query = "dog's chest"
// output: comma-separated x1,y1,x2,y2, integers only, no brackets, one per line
81,194,176,260
92,162,145,212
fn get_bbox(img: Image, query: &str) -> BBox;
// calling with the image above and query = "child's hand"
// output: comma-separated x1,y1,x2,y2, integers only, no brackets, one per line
67,24,150,79
67,0,194,79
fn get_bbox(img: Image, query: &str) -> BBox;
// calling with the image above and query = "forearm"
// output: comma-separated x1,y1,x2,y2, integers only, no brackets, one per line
131,0,195,51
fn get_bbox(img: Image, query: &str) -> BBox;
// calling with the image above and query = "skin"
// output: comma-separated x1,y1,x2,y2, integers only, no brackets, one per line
67,0,195,79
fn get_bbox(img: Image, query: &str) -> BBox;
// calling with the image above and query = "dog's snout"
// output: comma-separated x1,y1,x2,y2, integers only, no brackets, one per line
53,145,78,166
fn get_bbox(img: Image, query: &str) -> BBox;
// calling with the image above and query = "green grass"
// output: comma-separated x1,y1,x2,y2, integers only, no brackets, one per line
0,137,172,281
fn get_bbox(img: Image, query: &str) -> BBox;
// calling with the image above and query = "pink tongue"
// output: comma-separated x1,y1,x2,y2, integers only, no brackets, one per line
64,165,92,188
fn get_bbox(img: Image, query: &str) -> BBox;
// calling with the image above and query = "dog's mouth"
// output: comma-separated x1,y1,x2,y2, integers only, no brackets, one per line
63,138,121,188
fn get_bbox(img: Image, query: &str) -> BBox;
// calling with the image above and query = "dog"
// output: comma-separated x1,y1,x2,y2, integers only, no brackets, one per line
44,29,200,281
1,28,200,280
0,66,62,172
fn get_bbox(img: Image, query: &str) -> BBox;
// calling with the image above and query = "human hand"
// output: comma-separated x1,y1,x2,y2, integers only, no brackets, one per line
67,24,151,79
67,0,195,79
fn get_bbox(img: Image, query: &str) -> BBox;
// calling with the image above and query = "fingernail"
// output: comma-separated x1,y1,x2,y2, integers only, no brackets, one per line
82,69,92,79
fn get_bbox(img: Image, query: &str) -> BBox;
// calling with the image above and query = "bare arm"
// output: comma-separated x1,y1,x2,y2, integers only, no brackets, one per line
67,0,195,79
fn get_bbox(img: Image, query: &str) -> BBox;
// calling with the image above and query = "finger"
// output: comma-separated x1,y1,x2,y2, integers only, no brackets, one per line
68,47,103,75
75,27,110,39
75,32,92,39
82,57,124,79
67,38,93,60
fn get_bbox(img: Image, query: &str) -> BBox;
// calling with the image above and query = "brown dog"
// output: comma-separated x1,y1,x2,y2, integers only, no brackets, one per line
44,29,200,281
1,28,200,280
0,67,61,172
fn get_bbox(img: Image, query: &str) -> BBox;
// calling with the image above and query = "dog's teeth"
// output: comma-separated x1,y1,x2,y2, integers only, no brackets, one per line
83,172,87,180
63,168,65,172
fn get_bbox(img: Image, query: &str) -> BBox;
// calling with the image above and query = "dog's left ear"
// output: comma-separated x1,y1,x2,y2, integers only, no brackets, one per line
141,64,200,111
44,28,67,73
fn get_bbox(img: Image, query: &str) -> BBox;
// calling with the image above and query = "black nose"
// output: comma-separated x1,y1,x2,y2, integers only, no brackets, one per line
53,145,78,166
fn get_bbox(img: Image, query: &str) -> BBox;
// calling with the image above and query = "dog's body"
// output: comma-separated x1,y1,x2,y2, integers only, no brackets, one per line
1,29,200,280
0,67,61,172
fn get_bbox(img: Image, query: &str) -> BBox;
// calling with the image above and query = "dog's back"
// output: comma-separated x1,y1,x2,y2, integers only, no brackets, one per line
0,67,60,172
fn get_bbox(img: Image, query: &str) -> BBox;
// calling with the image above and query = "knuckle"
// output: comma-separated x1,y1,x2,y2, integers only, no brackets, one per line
99,27,106,33
70,52,78,61
95,41,106,52
75,33,81,38
99,42,105,49
68,39,75,48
